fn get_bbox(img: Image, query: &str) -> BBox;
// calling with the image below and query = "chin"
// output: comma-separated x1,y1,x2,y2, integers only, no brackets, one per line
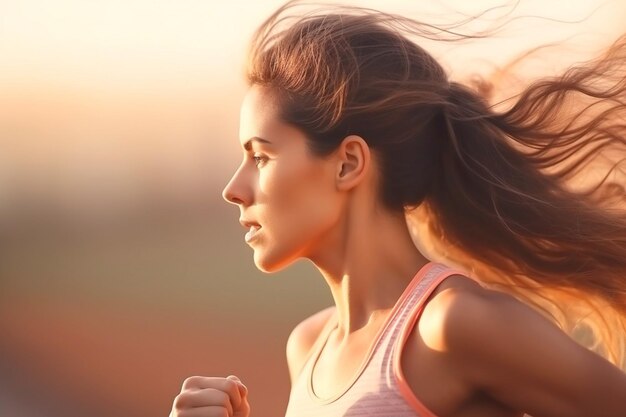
253,249,298,274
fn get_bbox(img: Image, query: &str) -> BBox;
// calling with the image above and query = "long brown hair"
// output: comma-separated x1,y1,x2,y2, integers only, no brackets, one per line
245,0,626,367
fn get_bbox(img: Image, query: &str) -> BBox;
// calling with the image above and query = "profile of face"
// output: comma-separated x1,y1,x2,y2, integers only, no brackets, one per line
221,86,348,273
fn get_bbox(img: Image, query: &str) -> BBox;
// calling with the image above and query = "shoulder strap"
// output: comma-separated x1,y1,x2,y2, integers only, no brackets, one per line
390,263,478,417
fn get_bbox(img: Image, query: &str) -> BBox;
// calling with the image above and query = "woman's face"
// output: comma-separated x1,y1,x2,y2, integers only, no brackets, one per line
222,86,343,272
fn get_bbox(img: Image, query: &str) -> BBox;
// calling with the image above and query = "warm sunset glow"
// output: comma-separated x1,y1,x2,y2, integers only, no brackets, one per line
1,0,623,217
1,2,625,416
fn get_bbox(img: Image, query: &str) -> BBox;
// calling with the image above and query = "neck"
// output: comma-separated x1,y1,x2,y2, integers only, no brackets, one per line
308,203,430,343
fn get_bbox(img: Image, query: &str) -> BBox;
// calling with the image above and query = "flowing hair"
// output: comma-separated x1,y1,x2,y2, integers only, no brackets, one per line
245,0,626,368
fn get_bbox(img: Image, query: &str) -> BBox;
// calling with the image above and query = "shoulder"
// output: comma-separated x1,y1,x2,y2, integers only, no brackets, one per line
412,275,626,415
404,274,544,406
286,305,336,385
415,274,579,390
418,273,537,355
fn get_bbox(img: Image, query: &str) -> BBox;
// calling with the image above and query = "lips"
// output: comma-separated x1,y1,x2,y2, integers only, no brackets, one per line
244,224,262,242
239,218,261,229
240,218,262,243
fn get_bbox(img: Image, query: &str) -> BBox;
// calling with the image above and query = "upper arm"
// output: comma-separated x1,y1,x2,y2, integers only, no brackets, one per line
429,287,626,417
285,306,335,386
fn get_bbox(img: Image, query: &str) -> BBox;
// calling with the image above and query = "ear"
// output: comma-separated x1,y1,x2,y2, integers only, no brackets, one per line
335,135,371,191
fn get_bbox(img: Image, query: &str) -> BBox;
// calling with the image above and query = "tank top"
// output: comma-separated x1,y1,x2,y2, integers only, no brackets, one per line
284,261,480,417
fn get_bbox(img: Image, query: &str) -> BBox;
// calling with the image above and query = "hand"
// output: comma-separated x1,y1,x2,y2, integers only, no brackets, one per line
170,375,250,417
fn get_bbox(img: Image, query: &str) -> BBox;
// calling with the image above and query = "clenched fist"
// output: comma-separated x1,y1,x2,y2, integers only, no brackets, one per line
170,375,250,417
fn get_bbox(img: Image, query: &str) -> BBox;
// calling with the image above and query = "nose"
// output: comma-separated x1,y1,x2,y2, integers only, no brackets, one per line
222,164,251,206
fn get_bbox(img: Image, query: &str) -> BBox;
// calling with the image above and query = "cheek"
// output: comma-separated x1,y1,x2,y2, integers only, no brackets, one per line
259,159,338,236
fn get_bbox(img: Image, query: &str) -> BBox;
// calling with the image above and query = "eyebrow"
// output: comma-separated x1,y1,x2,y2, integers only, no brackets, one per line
243,137,273,151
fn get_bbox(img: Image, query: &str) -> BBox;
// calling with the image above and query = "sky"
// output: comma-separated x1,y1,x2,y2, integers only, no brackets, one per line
1,0,624,221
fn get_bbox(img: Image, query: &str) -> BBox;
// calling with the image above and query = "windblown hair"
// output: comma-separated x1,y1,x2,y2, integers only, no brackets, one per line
245,0,626,368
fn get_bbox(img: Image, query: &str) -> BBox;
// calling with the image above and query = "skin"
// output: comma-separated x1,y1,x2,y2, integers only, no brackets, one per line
170,375,249,417
171,84,626,417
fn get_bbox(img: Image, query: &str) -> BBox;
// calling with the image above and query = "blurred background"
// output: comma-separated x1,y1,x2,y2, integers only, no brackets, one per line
1,0,624,416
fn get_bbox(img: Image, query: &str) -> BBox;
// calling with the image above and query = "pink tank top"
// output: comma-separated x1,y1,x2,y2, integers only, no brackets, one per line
284,261,478,417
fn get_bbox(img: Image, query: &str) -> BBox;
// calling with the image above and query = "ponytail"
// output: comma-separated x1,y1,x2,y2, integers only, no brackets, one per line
414,42,626,367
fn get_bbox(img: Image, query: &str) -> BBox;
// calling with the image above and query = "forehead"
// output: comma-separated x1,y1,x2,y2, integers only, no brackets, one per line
239,86,282,146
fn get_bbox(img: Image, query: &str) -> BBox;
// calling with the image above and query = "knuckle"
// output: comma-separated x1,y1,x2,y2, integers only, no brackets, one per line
172,393,188,410
224,379,238,394
181,375,203,390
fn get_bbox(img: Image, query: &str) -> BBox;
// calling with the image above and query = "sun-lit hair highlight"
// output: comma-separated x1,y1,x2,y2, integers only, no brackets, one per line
246,0,626,369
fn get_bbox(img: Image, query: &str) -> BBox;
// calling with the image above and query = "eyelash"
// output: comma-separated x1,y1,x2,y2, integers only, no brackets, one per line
252,154,267,167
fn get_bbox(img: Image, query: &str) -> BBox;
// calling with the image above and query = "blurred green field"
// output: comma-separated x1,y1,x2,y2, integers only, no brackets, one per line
0,202,332,417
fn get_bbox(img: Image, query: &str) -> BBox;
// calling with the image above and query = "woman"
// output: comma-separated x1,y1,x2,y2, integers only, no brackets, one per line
170,1,626,416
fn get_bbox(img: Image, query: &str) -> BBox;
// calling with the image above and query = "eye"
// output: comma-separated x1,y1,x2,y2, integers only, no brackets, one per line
252,154,268,167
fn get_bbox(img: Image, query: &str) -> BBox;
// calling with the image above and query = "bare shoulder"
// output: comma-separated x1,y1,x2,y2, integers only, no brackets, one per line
418,274,532,353
286,305,336,385
414,275,626,416
402,274,546,415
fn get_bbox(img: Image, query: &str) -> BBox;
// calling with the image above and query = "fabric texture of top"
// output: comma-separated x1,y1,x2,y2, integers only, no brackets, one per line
284,261,479,417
